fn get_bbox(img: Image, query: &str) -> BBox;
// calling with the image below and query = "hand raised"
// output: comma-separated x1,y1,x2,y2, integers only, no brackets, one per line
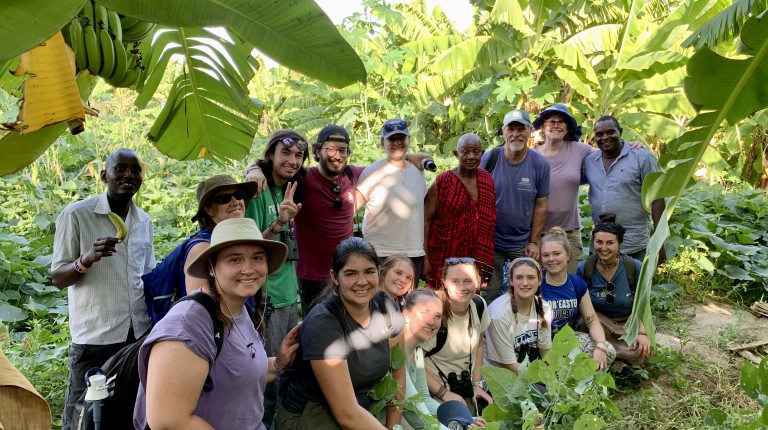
81,236,121,267
277,182,302,223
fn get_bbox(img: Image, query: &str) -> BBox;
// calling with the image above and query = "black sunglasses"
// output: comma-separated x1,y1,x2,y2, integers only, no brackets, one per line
383,120,408,133
275,137,308,152
332,184,342,209
210,189,248,205
605,282,616,304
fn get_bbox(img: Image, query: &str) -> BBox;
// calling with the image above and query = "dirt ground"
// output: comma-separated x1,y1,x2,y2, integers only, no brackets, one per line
655,302,768,367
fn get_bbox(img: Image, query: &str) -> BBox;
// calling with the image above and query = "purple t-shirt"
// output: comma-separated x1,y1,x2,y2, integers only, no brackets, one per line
480,148,550,251
293,166,364,281
134,299,267,429
540,272,588,334
534,141,594,231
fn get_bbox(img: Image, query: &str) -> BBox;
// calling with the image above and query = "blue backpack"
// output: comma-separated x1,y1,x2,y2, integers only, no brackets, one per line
142,229,211,324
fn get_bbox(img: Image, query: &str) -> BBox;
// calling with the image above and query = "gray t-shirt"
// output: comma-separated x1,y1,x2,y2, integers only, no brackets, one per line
281,292,404,413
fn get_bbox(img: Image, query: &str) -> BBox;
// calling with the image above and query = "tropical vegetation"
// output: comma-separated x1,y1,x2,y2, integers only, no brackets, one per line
1,0,768,428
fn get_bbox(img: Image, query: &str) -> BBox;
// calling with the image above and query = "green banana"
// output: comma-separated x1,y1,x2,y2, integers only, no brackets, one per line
94,2,108,30
113,58,141,88
107,11,121,42
106,40,128,83
83,24,101,75
70,20,88,71
108,212,127,241
118,14,140,30
122,21,155,43
80,1,94,27
98,27,115,77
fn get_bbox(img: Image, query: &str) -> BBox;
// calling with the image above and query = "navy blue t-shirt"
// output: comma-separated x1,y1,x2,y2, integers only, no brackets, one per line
540,272,588,334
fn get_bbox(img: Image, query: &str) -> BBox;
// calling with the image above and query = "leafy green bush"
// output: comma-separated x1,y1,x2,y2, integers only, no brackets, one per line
480,326,619,430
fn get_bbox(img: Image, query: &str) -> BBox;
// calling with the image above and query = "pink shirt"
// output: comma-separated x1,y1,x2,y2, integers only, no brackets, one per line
535,141,595,231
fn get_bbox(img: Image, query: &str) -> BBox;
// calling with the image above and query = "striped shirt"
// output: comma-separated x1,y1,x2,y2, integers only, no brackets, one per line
52,193,154,345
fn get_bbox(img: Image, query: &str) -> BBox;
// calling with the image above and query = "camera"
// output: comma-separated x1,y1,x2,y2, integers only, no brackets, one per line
516,342,540,364
280,229,300,261
447,370,474,398
261,297,275,324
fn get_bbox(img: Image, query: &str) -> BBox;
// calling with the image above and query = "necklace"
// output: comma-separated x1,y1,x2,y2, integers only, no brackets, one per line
221,296,258,359
598,257,619,268
546,272,566,286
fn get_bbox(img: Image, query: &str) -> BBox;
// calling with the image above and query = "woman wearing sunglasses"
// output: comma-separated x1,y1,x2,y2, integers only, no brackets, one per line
577,213,652,365
181,175,260,295
540,227,615,371
422,257,493,416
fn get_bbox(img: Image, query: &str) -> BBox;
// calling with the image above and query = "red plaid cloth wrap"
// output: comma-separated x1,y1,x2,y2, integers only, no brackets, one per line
425,168,496,290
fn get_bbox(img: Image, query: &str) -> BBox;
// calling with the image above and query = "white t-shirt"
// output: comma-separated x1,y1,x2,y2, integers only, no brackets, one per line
484,295,552,367
357,159,427,257
423,297,490,380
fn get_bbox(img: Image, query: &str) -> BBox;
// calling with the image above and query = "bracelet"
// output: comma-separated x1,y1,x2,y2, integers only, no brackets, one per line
74,257,89,274
273,359,287,376
269,221,283,235
433,384,447,401
595,346,607,354
638,332,647,336
275,217,287,225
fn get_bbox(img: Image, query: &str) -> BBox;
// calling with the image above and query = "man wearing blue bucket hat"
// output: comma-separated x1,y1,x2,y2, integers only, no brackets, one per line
480,110,550,303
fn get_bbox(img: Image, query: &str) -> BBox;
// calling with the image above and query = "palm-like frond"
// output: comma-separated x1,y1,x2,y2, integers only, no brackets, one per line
137,27,260,163
390,3,446,41
683,0,768,49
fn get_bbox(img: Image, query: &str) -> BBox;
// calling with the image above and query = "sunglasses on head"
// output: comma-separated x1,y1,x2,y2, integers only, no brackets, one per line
275,137,308,152
383,120,408,133
444,257,493,286
605,282,616,304
210,189,248,205
332,184,342,209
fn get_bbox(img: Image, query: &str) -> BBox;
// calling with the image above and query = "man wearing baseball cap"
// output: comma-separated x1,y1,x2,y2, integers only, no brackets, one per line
480,110,550,303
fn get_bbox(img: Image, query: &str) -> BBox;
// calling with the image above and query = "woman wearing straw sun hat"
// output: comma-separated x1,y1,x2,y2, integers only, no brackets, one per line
134,218,300,430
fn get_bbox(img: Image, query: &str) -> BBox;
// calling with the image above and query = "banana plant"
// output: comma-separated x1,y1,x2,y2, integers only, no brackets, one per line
625,12,768,347
0,0,366,175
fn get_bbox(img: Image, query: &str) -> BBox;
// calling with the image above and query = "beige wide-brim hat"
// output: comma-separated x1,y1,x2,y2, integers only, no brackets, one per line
186,218,288,278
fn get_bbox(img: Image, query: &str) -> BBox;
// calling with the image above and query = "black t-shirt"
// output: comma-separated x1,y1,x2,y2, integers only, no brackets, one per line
281,292,404,412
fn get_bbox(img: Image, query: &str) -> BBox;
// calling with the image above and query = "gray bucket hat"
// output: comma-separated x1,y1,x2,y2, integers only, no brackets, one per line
191,175,259,222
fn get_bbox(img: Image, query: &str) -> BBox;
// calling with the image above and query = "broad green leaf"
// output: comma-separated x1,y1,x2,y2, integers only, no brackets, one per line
573,413,606,429
0,0,86,63
490,0,529,35
563,24,622,55
682,0,768,49
0,125,66,176
0,303,27,322
98,0,366,88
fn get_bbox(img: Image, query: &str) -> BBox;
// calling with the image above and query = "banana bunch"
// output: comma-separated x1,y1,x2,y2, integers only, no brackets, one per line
64,0,154,88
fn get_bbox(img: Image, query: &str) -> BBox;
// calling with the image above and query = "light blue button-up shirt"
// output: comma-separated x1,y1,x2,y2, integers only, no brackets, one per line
583,141,660,254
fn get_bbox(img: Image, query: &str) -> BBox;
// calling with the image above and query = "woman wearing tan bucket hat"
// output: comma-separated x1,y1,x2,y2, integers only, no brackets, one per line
134,218,300,429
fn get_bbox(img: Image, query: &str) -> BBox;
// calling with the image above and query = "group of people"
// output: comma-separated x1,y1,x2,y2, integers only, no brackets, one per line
50,106,664,429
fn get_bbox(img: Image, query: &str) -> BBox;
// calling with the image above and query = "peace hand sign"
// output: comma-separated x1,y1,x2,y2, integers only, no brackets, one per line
277,182,302,223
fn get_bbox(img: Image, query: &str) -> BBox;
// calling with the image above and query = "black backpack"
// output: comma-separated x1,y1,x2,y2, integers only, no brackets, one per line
76,293,225,430
582,253,638,293
483,146,503,174
425,295,486,358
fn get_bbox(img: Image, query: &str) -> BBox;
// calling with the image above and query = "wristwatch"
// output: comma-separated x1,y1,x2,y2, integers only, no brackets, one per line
473,379,487,390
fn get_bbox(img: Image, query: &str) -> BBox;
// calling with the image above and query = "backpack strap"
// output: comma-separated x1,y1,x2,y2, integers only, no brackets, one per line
342,165,356,186
174,293,224,393
425,295,485,358
485,146,502,174
582,254,599,289
622,254,637,294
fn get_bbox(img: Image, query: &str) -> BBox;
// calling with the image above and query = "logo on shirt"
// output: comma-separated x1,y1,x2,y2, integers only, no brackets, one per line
517,177,535,192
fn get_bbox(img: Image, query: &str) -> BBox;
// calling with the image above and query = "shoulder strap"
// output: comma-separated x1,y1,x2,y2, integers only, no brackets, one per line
175,294,224,358
343,165,355,186
583,254,599,289
622,254,637,293
472,295,485,321
485,146,502,174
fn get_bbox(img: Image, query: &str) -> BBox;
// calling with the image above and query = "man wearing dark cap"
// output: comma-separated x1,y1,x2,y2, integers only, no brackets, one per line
480,110,550,303
355,118,428,274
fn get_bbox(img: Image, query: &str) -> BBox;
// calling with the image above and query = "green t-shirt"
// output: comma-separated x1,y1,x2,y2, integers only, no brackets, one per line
245,184,298,308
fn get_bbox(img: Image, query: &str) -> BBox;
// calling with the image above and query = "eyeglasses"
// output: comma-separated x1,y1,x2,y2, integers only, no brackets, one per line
544,119,566,127
322,146,351,157
605,282,616,304
383,120,408,133
332,184,342,209
210,189,248,205
275,137,308,152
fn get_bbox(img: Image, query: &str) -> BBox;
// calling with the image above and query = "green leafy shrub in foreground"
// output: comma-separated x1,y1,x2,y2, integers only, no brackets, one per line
481,326,619,430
